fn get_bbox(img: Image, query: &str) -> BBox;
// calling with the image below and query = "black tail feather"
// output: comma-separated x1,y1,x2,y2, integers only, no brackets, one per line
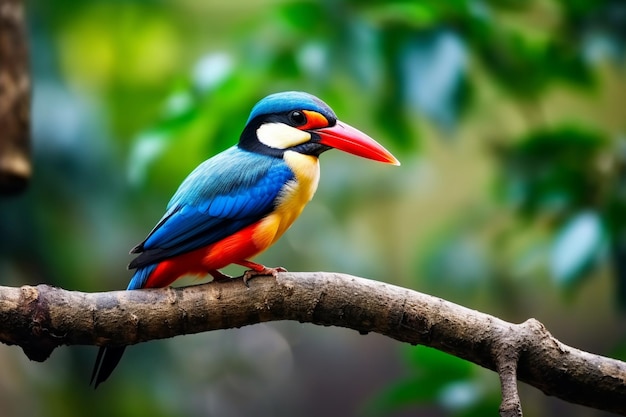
91,346,126,388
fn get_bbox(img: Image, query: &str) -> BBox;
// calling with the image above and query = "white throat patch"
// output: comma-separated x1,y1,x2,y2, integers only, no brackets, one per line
257,123,311,149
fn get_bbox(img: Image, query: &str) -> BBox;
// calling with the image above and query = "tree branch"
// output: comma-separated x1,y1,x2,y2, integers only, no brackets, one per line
0,272,624,415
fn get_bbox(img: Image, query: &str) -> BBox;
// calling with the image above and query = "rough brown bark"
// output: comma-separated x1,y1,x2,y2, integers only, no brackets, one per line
0,0,31,194
0,272,624,415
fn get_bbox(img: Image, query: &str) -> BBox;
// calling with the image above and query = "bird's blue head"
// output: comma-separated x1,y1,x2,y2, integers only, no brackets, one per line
239,91,400,165
246,91,337,125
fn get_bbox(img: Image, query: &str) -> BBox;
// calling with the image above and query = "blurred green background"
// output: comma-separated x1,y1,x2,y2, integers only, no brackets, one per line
1,0,625,416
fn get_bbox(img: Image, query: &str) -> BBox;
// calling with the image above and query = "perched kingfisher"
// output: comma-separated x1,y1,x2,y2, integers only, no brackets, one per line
91,91,399,387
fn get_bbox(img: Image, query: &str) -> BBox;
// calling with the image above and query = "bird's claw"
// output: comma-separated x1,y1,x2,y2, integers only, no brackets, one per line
210,270,233,282
242,266,287,287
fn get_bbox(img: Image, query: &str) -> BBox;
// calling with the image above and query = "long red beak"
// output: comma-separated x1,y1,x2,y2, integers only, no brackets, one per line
315,121,400,166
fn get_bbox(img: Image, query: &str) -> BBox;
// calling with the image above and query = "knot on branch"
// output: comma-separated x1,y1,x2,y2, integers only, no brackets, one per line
16,285,57,361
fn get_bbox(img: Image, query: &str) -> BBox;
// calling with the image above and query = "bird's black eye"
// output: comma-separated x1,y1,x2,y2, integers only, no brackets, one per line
289,110,307,126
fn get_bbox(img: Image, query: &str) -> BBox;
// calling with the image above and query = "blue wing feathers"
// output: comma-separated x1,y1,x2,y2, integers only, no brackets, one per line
128,147,294,270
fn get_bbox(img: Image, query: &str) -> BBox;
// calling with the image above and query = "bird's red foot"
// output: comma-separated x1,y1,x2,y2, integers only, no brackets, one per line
241,266,287,287
234,260,287,287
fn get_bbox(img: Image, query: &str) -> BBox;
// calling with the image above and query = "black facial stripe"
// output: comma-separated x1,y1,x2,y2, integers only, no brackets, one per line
238,112,333,158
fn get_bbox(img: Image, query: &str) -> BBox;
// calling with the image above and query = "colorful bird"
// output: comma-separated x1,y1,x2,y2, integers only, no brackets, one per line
91,91,399,387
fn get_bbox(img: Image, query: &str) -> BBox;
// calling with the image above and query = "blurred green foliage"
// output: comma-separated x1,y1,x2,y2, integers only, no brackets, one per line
0,0,625,416
365,346,501,416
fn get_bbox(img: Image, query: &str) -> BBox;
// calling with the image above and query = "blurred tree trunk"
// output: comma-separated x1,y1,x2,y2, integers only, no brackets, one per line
0,0,30,194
